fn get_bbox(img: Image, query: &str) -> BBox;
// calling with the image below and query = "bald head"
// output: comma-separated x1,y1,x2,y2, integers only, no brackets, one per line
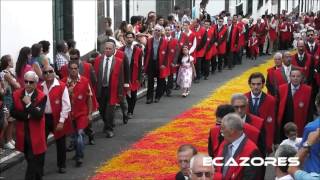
190,154,214,179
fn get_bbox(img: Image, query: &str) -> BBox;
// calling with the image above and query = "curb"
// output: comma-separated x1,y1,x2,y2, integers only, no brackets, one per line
0,88,147,173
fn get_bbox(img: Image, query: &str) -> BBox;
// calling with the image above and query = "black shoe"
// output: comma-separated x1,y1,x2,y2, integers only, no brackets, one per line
76,158,83,167
127,113,133,119
154,98,160,103
174,86,180,90
58,167,66,174
106,131,114,138
123,115,128,124
146,99,153,104
194,79,200,83
166,90,172,97
88,136,95,145
204,76,208,80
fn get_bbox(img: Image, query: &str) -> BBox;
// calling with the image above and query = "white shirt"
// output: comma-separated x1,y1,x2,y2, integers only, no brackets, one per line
298,53,305,61
283,65,291,81
308,42,316,51
275,174,294,180
291,83,300,96
41,78,71,123
103,55,113,84
251,91,262,105
280,138,302,151
230,133,246,157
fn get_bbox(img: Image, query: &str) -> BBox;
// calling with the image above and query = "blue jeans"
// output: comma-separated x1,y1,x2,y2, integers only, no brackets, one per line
74,129,85,160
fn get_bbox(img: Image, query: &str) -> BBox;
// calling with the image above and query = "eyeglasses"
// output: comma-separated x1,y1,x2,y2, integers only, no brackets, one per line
24,80,35,85
155,29,161,32
70,57,79,60
233,105,246,109
193,171,212,178
307,34,314,37
43,70,54,75
69,67,78,70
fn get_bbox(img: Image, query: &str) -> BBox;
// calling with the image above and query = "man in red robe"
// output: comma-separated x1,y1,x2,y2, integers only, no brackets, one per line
163,26,179,96
40,65,71,174
62,61,93,167
208,104,260,158
291,40,314,85
231,93,266,155
144,25,168,103
203,19,217,75
277,69,312,142
193,19,207,81
215,18,227,72
119,32,143,118
266,52,283,96
12,71,47,180
94,40,126,138
226,16,239,69
254,17,267,55
214,113,263,180
245,72,276,154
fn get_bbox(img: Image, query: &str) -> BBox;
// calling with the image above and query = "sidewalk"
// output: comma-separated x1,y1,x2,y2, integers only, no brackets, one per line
0,87,148,173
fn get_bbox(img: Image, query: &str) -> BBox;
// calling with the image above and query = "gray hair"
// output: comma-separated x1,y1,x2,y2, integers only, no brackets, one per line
24,71,39,83
222,113,244,131
274,52,283,59
231,93,248,105
275,144,297,158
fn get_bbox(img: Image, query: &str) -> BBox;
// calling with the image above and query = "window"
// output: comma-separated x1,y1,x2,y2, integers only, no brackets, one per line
247,0,253,15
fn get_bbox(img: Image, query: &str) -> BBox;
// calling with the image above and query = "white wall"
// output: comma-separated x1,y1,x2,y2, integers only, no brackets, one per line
129,0,156,17
0,0,53,63
73,0,97,55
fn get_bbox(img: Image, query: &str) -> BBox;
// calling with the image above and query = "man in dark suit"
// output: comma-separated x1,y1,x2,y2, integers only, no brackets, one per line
215,113,263,180
245,72,276,154
11,71,47,180
94,40,127,138
175,144,198,180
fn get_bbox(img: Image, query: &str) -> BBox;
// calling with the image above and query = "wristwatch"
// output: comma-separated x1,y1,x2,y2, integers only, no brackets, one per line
302,141,311,149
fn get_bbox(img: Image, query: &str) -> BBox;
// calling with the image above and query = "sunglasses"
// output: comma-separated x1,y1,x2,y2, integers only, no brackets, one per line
43,70,54,75
308,34,314,37
193,171,211,178
70,57,79,60
24,80,35,85
155,29,161,32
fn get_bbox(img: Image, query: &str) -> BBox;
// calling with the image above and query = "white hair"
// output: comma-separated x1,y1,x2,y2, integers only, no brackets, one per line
24,71,39,83
274,52,283,59
231,93,248,105
190,154,213,170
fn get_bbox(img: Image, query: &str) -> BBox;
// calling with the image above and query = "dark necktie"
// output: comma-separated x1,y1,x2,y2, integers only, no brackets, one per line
253,97,259,115
311,45,314,52
102,57,109,87
222,144,233,177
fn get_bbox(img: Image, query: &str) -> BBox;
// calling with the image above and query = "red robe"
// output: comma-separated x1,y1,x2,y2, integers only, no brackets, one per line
94,55,124,105
277,83,312,136
291,53,314,84
248,36,259,57
254,22,267,45
144,37,168,77
229,24,240,52
205,26,218,61
165,37,179,75
266,66,281,96
216,25,227,55
186,31,197,60
39,81,72,139
269,19,277,41
245,92,276,153
61,76,91,130
13,89,47,155
209,124,259,157
215,137,262,180
237,21,246,48
193,26,207,58
119,45,143,91
279,22,290,42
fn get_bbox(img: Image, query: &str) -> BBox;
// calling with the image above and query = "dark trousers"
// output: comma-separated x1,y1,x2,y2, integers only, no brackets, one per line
195,57,204,80
98,87,116,132
167,74,174,90
146,60,165,100
217,55,224,71
44,114,66,169
120,96,128,117
126,90,137,114
24,138,44,180
202,59,210,77
226,51,235,69
210,56,217,73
